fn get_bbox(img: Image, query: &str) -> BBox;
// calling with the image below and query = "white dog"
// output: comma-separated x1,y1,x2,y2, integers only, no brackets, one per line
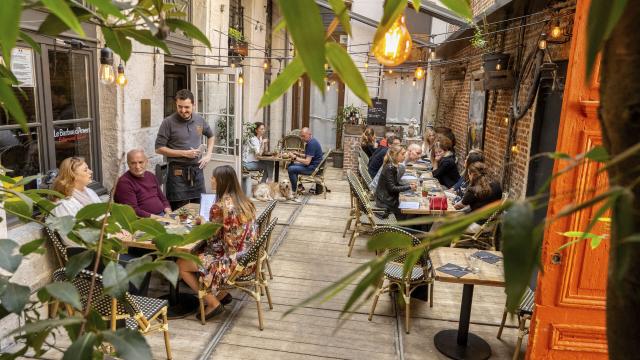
253,179,294,201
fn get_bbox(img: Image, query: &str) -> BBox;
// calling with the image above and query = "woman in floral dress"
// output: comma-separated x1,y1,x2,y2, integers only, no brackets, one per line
177,165,257,321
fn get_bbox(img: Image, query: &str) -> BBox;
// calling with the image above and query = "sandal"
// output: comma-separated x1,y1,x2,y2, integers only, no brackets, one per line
200,304,225,322
219,293,233,305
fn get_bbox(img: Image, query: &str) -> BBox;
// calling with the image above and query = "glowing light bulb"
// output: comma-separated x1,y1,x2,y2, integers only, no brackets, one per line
495,63,502,71
115,63,127,87
538,33,548,50
412,77,416,86
99,48,115,85
511,145,519,153
364,62,369,69
430,51,436,60
263,60,269,70
372,16,413,66
231,63,236,69
550,24,562,39
238,73,244,84
326,82,330,91
414,66,425,80
388,69,393,74
503,117,509,125
324,63,329,70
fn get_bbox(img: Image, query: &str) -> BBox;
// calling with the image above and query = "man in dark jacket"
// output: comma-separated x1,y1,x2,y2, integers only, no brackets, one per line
368,134,400,178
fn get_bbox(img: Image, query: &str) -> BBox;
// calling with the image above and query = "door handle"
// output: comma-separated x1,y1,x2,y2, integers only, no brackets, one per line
551,252,562,265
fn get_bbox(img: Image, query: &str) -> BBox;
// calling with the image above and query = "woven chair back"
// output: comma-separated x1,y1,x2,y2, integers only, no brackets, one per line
281,135,305,152
238,218,277,269
358,147,369,164
358,157,373,186
372,226,429,267
44,227,68,266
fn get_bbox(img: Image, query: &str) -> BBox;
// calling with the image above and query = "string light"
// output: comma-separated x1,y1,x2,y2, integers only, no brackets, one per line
115,63,127,87
503,117,509,125
412,77,416,86
511,145,519,153
495,63,502,70
238,72,244,84
263,60,269,70
430,51,436,60
326,81,331,91
99,47,116,85
364,61,369,69
324,63,329,70
388,69,393,74
550,20,562,39
538,33,548,50
372,15,413,66
414,66,425,80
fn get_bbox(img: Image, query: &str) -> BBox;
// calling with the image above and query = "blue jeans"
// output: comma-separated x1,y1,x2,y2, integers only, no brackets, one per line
288,164,315,190
243,160,273,183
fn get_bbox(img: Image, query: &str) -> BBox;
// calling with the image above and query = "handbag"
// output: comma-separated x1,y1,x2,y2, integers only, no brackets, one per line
429,195,448,210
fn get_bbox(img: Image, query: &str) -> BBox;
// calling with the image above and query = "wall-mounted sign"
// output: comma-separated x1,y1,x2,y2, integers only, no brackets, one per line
367,98,387,126
11,47,34,87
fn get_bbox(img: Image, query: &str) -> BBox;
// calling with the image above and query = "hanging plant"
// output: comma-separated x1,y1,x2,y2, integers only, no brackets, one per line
470,17,489,49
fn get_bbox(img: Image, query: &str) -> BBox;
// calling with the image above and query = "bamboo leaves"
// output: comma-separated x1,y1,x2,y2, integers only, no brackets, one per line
325,42,372,106
586,0,628,77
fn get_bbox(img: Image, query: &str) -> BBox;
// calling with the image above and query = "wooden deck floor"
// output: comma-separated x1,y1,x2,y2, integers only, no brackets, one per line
27,167,526,359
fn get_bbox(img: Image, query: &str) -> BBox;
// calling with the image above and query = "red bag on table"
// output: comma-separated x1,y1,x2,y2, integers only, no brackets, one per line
429,195,448,210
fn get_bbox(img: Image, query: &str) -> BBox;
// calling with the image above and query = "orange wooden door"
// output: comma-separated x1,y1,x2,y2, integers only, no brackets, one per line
526,0,609,358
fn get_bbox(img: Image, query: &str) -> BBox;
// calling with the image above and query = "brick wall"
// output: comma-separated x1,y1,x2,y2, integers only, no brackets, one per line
342,133,361,172
435,10,572,198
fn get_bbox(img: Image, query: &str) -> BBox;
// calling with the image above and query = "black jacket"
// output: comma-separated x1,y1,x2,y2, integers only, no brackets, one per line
375,164,411,211
433,154,460,188
368,147,388,178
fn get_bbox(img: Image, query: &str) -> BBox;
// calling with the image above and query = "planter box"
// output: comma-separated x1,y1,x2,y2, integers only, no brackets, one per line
343,124,365,135
332,150,344,168
229,39,248,57
482,53,511,72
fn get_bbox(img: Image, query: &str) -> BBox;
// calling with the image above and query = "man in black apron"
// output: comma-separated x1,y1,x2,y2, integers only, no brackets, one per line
155,89,215,210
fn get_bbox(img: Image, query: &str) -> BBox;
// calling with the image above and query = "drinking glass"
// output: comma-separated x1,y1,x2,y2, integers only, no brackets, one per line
467,254,480,274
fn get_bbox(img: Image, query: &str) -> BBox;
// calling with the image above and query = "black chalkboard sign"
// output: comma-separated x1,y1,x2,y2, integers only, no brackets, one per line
367,98,387,126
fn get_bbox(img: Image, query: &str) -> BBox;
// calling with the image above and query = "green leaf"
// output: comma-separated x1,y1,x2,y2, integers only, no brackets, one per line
0,239,22,273
501,202,539,312
75,228,101,245
0,282,31,313
165,18,211,48
102,261,129,298
327,0,351,36
124,256,153,289
19,238,45,256
326,42,372,106
111,204,138,233
41,0,86,36
402,247,422,279
24,188,65,199
373,0,407,46
259,56,305,108
85,0,126,19
586,0,628,77
102,329,152,360
554,187,623,220
45,282,82,310
546,152,571,160
598,142,640,174
102,28,133,62
155,260,179,287
163,250,201,265
76,203,109,220
0,80,27,131
342,258,385,314
276,0,326,89
184,223,220,244
410,0,421,11
120,28,171,55
0,0,22,63
584,145,609,162
131,218,166,237
590,236,604,250
439,0,472,20
273,18,286,33
11,317,84,336
66,250,95,279
62,333,98,360
46,216,75,236
367,230,412,251
154,233,183,253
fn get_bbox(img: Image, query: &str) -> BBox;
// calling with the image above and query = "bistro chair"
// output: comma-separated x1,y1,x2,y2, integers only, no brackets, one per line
358,147,370,165
497,287,535,360
450,198,507,250
155,163,168,195
198,218,277,330
358,157,373,188
367,226,434,334
279,134,305,153
52,268,173,359
44,226,68,267
256,200,277,279
297,150,332,199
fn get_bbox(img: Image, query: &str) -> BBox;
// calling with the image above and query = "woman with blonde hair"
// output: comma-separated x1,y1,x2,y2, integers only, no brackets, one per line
177,165,257,321
422,127,436,161
360,127,377,157
51,157,101,220
374,145,416,219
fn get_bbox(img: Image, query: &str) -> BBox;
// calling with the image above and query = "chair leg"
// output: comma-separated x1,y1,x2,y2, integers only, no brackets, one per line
404,283,411,334
429,282,434,308
343,214,354,238
323,180,327,199
50,300,60,318
198,295,206,325
347,228,359,257
162,309,172,360
512,316,527,360
265,257,273,280
497,308,508,339
256,284,265,330
368,278,385,321
261,273,273,310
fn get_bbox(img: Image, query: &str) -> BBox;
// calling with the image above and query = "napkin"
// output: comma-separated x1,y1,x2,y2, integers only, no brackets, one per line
399,201,420,209
436,263,470,278
471,251,502,264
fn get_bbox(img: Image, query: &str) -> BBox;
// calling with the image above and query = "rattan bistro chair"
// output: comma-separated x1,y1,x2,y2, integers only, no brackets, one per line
450,197,507,250
52,268,172,359
368,226,434,334
358,147,370,165
44,226,68,267
358,157,373,188
280,134,305,153
197,219,277,330
497,287,535,360
297,150,332,199
256,200,277,279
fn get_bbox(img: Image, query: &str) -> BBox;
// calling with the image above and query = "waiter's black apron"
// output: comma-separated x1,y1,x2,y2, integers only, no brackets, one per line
166,162,206,201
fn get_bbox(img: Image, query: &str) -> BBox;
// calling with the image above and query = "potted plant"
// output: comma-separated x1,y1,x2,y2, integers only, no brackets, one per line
176,207,190,222
228,27,248,57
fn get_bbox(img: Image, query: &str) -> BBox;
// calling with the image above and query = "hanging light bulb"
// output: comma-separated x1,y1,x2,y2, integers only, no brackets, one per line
503,117,509,125
511,145,519,153
430,50,436,60
414,66,425,80
231,62,236,69
238,72,244,84
538,33,548,50
550,20,562,39
263,60,269,70
115,63,127,87
412,77,416,86
326,81,331,91
99,47,116,85
364,61,369,69
324,63,329,70
388,69,393,75
372,15,413,66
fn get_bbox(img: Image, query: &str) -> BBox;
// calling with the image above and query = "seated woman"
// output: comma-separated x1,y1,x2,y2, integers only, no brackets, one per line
375,145,416,219
360,128,377,157
421,127,436,162
432,135,460,189
454,162,503,233
242,122,273,183
177,165,257,321
452,149,484,198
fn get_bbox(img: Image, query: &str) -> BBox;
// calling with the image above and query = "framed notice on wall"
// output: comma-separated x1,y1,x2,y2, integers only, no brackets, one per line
10,47,34,87
467,71,487,152
367,98,387,126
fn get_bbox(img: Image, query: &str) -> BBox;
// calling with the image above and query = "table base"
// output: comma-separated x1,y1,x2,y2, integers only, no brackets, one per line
434,329,492,360
161,293,199,319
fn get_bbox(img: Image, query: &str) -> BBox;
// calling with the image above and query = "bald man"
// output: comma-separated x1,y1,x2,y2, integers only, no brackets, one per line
114,149,171,217
286,127,323,195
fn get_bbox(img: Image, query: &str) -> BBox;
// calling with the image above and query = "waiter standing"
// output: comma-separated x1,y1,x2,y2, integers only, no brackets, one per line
155,89,214,210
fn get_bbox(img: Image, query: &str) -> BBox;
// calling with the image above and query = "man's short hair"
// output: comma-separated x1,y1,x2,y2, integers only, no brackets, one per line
407,143,422,153
127,148,146,162
386,134,397,145
175,89,194,103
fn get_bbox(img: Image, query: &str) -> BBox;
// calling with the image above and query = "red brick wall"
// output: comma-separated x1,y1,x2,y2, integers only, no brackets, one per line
342,133,360,172
435,11,572,198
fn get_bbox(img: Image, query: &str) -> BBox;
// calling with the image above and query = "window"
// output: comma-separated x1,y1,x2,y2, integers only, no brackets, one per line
196,72,237,155
381,77,424,124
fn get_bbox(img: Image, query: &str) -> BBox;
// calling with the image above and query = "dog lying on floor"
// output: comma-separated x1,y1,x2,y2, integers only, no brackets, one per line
253,179,294,201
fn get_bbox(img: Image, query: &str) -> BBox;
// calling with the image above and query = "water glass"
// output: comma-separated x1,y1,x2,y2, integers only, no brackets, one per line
467,254,480,274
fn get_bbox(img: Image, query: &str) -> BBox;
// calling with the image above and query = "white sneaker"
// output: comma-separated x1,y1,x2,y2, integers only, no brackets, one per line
293,197,302,203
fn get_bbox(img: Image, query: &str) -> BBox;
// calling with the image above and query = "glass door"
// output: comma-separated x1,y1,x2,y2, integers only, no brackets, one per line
192,67,242,190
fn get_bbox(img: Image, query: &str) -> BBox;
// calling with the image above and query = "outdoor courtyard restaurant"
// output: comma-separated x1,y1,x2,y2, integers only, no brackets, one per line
0,0,633,359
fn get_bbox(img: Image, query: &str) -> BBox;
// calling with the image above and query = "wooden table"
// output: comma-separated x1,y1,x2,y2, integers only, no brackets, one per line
429,247,505,360
257,155,291,182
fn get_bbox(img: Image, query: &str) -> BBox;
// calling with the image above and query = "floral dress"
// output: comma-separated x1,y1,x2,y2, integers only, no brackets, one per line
197,195,257,292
